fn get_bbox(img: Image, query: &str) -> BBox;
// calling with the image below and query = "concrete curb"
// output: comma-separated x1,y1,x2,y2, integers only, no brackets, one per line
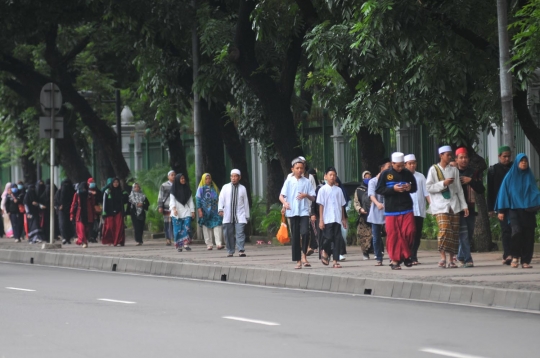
1,249,539,313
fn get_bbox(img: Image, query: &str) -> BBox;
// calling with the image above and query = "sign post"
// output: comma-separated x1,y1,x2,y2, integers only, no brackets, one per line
39,83,63,248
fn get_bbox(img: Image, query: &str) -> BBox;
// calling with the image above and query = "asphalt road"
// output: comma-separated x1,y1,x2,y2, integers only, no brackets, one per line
1,263,539,358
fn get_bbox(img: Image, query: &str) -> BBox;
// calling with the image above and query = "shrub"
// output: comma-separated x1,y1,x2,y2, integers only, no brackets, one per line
259,203,283,237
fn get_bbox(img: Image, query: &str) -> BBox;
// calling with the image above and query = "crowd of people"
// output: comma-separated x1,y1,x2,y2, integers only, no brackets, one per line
1,145,538,271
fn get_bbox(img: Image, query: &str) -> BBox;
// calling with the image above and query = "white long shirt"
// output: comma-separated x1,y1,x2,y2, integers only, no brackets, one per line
316,184,346,224
280,175,316,217
287,173,317,192
426,164,467,215
169,194,195,219
218,183,250,224
411,171,430,218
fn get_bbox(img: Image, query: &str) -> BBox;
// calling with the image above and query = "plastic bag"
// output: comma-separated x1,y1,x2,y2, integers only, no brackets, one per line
276,214,290,244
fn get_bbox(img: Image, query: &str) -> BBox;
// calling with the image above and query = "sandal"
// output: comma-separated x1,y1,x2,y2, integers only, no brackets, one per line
403,258,413,267
294,263,302,269
390,264,401,270
464,262,474,268
447,262,458,269
522,263,533,269
412,261,419,266
306,248,314,256
207,246,213,250
438,260,447,268
503,256,512,265
332,263,342,268
511,259,519,268
166,239,172,246
321,251,329,266
375,261,383,266
302,262,311,267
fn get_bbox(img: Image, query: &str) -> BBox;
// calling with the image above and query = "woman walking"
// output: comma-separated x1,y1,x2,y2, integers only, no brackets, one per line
196,173,223,250
40,179,59,242
70,182,97,248
170,173,195,252
128,183,149,246
24,183,44,244
1,182,12,237
6,183,24,242
495,153,540,269
55,179,75,244
102,178,127,247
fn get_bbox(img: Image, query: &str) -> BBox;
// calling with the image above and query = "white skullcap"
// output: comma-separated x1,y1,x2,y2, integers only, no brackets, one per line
298,156,306,162
167,170,175,176
404,154,416,162
231,169,241,176
291,157,304,166
438,145,452,154
391,152,404,163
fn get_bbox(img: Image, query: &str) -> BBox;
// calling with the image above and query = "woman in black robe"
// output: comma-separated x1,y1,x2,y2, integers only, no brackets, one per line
24,183,44,244
40,179,59,242
55,179,75,244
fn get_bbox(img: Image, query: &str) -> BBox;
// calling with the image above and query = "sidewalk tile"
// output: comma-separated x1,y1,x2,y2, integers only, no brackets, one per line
482,288,496,306
449,286,462,303
391,281,404,298
400,281,413,299
337,277,349,293
459,287,473,304
410,282,423,300
527,292,540,311
321,275,332,291
515,291,531,310
420,283,433,300
471,287,485,305
350,278,366,295
307,274,324,291
493,289,507,307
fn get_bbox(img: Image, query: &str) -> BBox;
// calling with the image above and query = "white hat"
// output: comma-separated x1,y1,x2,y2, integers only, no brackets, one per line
298,156,306,162
167,170,175,176
404,154,416,162
230,169,241,176
438,145,452,154
391,152,404,163
291,157,303,166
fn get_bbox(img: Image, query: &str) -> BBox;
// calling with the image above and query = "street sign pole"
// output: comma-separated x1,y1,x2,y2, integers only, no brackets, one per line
49,83,55,245
40,82,63,249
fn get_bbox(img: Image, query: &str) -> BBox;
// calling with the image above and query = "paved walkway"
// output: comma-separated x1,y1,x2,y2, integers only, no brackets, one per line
1,238,539,292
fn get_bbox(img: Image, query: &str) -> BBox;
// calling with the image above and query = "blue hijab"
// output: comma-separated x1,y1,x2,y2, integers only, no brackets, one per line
495,153,540,210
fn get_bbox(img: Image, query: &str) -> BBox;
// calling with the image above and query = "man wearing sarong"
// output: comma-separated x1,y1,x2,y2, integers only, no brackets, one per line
426,145,469,268
375,152,417,270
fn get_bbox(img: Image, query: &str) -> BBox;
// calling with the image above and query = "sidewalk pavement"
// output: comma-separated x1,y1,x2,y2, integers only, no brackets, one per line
1,238,539,312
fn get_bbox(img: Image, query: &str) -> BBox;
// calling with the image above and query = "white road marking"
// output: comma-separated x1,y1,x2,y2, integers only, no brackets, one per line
420,348,488,358
222,316,280,326
6,287,36,292
97,299,136,304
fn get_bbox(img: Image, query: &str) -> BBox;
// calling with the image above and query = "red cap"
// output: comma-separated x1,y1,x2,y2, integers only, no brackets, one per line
455,147,468,156
87,178,94,184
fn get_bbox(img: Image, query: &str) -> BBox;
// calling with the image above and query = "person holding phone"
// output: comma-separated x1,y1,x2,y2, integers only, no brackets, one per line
426,145,469,268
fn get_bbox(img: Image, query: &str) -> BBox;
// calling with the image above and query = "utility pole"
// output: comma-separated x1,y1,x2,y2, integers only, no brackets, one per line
497,0,514,151
192,0,202,182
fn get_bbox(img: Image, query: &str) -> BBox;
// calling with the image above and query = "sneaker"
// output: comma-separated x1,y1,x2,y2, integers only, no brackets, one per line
339,255,346,261
184,246,191,251
363,253,370,260
14,238,21,243
62,239,67,244
239,251,246,257
177,248,183,252
82,243,88,248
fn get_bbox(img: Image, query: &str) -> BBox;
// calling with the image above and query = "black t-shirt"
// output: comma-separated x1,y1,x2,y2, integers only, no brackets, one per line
375,168,417,214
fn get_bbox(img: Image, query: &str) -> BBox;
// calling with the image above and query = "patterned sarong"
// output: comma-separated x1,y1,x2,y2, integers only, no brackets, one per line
435,212,460,254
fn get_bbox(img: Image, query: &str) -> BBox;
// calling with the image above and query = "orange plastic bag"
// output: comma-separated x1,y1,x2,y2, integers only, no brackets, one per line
276,214,290,244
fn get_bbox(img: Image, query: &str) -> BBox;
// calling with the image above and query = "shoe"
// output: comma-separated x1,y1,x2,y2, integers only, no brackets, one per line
403,258,413,267
227,254,233,257
14,238,21,243
62,239,67,244
177,248,183,252
207,246,213,250
217,246,224,250
166,239,172,246
135,242,142,246
239,251,246,257
363,253,370,260
339,255,346,261
184,246,191,251
82,243,88,248
66,240,72,244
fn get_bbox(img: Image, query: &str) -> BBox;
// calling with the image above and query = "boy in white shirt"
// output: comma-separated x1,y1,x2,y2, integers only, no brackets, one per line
280,157,316,269
316,167,347,268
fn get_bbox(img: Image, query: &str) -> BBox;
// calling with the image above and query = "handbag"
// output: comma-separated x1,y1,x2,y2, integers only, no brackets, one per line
276,214,290,244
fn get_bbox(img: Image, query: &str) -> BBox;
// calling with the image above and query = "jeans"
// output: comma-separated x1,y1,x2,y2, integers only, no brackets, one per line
457,214,475,263
371,223,384,262
223,223,246,254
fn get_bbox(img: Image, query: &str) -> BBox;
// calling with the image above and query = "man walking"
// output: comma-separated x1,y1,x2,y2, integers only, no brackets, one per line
158,170,175,246
354,171,372,260
368,159,391,266
487,145,513,264
426,146,469,268
316,167,347,268
218,169,250,257
404,154,430,265
280,157,316,269
376,152,417,270
455,147,485,267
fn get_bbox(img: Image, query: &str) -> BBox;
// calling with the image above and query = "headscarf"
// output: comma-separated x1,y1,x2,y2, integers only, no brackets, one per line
171,173,191,206
129,183,146,216
36,180,46,198
101,177,114,192
40,179,56,207
24,184,40,215
60,179,75,207
495,153,540,211
197,173,219,194
1,182,11,212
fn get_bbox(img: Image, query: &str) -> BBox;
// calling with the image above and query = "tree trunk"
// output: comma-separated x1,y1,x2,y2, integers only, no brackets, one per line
497,0,515,151
357,128,385,174
57,135,91,183
468,151,492,252
221,117,252,205
201,101,226,188
514,89,540,156
266,158,283,211
93,133,115,187
166,127,188,180
21,151,37,184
